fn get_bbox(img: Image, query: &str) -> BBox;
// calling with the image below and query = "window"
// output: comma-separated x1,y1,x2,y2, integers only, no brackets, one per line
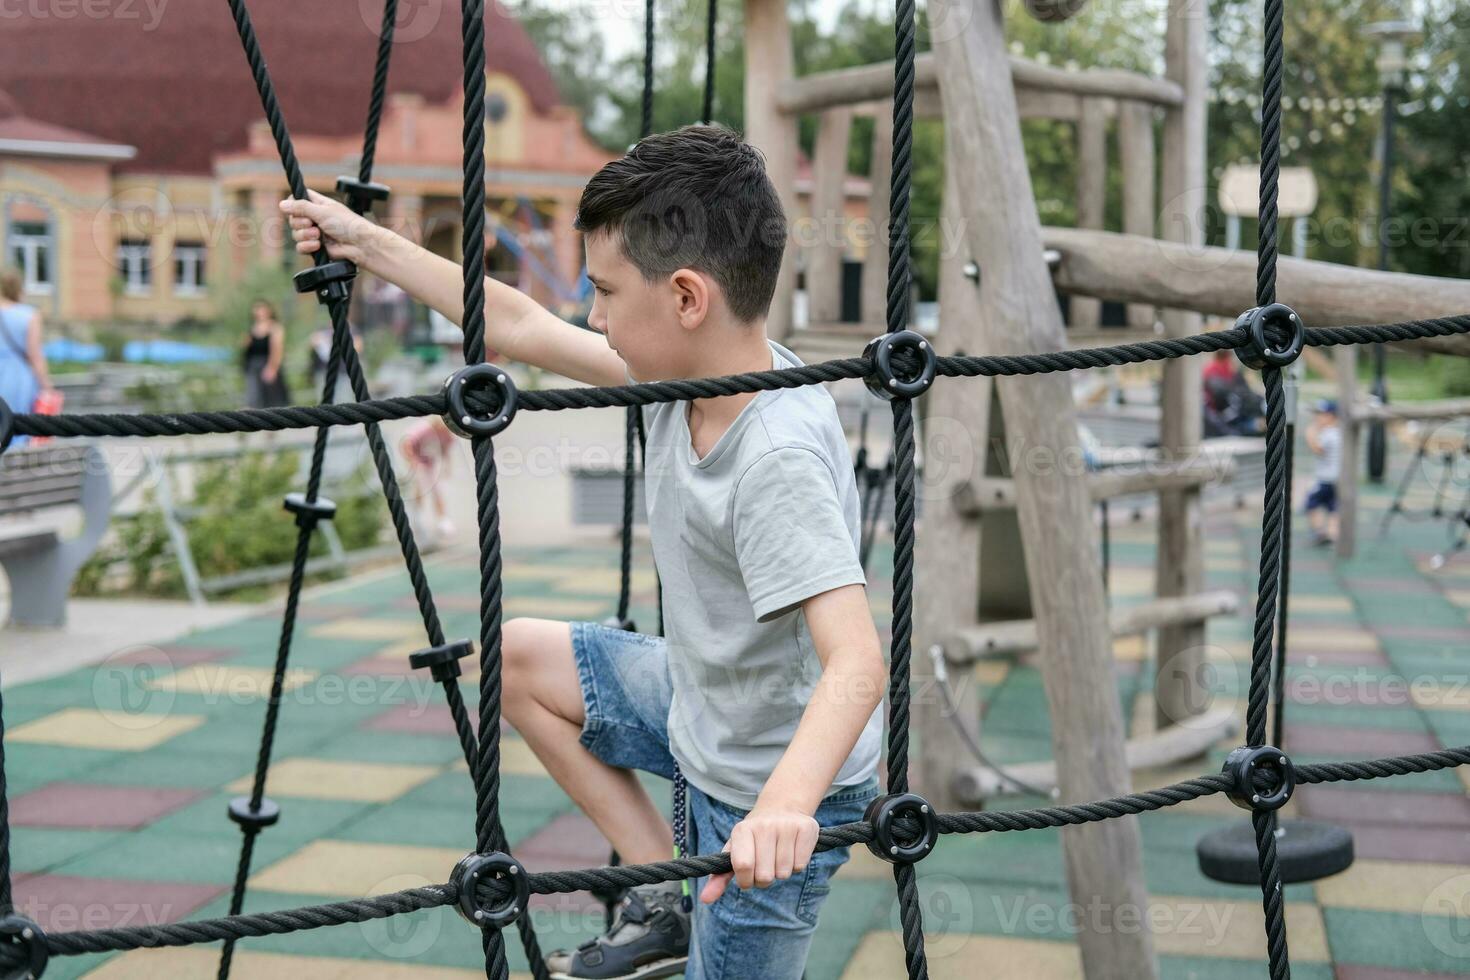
173,243,206,296
7,221,52,295
116,238,151,295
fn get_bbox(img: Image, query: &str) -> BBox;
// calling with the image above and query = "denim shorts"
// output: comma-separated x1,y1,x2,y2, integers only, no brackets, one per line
569,620,879,980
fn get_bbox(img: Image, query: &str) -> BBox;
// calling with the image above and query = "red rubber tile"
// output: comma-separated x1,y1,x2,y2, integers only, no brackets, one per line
13,875,223,933
12,784,205,830
1283,724,1441,759
1298,786,1470,827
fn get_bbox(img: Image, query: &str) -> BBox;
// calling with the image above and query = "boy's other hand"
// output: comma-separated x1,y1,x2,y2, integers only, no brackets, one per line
280,190,379,267
699,805,819,904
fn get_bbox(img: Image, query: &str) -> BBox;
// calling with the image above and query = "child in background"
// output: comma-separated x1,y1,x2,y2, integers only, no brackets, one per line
1305,399,1342,547
400,414,456,545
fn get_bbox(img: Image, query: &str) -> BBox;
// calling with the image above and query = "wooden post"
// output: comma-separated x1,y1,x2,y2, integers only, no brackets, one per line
932,2,1158,976
1119,102,1156,329
913,159,987,810
1071,99,1107,329
863,106,894,326
744,0,799,341
1336,346,1359,557
1154,0,1209,732
807,107,854,325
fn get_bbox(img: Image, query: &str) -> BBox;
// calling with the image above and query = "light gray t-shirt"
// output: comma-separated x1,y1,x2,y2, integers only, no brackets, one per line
641,340,882,809
1314,425,1341,482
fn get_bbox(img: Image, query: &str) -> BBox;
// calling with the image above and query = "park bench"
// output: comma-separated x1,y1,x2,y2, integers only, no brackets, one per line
0,443,110,627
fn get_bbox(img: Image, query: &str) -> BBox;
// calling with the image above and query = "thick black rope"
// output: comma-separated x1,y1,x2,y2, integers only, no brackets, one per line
21,316,1470,442
1246,0,1291,969
702,0,717,124
357,0,398,182
0,688,10,916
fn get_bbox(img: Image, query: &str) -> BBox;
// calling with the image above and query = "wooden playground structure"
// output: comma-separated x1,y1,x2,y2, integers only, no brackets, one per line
733,0,1470,975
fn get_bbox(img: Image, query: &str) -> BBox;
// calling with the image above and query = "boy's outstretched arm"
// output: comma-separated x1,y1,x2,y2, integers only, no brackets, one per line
700,583,887,902
281,190,626,387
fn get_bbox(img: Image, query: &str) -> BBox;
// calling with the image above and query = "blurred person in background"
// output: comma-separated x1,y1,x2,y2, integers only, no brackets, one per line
0,267,54,447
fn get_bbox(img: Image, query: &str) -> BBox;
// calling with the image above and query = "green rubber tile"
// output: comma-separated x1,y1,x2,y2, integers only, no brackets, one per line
1160,956,1333,979
50,828,299,885
1137,812,1243,854
81,749,243,790
1324,907,1470,974
331,798,479,850
147,793,374,844
5,745,116,794
1142,839,1320,903
928,827,1065,889
11,827,121,874
1286,702,1430,732
315,729,466,767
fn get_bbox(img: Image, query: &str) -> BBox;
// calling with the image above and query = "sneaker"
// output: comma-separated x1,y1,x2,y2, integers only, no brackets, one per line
546,883,690,979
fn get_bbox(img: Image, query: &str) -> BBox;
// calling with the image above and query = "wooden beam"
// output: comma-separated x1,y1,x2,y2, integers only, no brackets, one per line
744,0,798,342
944,590,1240,662
1119,102,1157,328
1044,227,1470,332
806,108,853,325
953,457,1237,518
1352,397,1470,422
934,3,1158,975
861,107,893,326
954,706,1240,803
776,52,1183,116
1072,99,1107,329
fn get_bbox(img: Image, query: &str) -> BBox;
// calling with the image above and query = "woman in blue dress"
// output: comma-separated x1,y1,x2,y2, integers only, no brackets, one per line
0,268,51,447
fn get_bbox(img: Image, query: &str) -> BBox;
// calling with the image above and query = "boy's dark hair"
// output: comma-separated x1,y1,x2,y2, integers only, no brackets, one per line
575,125,786,323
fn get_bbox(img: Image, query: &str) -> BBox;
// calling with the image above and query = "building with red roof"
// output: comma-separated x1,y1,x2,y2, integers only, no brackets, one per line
0,0,614,326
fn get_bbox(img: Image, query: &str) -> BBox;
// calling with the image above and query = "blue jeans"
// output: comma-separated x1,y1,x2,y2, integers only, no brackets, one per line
569,621,878,980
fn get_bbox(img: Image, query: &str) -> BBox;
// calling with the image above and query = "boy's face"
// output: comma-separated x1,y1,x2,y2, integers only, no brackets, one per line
584,231,694,382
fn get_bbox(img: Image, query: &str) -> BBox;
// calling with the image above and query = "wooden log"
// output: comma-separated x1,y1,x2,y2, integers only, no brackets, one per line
1044,226,1470,336
953,457,1237,518
1071,99,1107,329
807,108,853,325
1119,102,1157,328
1351,397,1470,422
913,160,988,811
862,107,893,326
954,706,1240,803
1155,0,1208,733
744,0,798,342
944,590,1240,662
934,4,1158,975
776,52,1183,116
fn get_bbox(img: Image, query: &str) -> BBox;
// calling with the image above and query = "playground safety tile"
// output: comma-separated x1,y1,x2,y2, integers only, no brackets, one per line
80,946,508,978
10,783,204,830
309,619,425,642
362,702,469,738
445,737,548,779
1314,858,1470,913
147,792,371,843
1286,595,1357,614
246,839,466,896
9,707,205,752
225,758,440,803
1296,787,1470,827
1324,907,1470,975
502,595,616,619
841,931,1083,979
1281,724,1441,759
1335,968,1470,980
1279,627,1382,654
1411,680,1470,712
549,567,660,594
12,874,224,933
56,827,300,884
144,663,317,699
1145,896,1328,961
111,644,237,668
1344,823,1470,865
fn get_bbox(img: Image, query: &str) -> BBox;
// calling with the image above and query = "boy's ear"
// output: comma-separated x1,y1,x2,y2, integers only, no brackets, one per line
669,267,710,330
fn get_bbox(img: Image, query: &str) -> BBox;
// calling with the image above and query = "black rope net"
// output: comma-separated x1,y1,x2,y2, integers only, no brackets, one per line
0,0,1465,978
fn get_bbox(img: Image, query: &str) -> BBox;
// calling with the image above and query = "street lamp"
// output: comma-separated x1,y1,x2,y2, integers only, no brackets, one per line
1362,20,1419,482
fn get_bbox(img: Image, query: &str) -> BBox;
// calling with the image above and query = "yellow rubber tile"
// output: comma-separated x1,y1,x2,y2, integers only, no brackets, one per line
248,839,466,897
550,567,659,595
1205,558,1245,573
82,944,516,978
1149,896,1327,961
1286,595,1355,614
448,737,547,779
10,707,204,751
1112,635,1147,663
1107,568,1155,598
502,596,613,619
504,564,576,583
146,664,316,699
1285,629,1379,653
310,619,424,641
971,661,1010,687
841,931,1080,979
1315,858,1470,913
227,758,439,803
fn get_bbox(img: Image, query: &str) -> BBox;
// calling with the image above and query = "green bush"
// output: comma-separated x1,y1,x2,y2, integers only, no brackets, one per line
77,448,386,598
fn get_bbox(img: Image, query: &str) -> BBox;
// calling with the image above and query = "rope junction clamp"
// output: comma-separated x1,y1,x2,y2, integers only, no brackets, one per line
1223,745,1295,812
408,639,475,684
227,796,281,832
863,330,937,400
282,492,338,529
443,364,518,439
864,793,939,864
335,176,390,216
0,913,48,980
451,852,530,929
293,260,358,306
1234,303,1305,370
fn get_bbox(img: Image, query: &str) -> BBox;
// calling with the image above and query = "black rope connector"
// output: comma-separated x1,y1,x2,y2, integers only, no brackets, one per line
228,796,281,831
0,395,12,456
451,851,529,929
1234,303,1304,370
442,364,518,438
335,176,391,216
0,913,48,980
408,638,474,683
864,331,936,400
1224,745,1296,812
864,793,938,864
293,260,358,306
600,615,637,633
282,492,337,529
